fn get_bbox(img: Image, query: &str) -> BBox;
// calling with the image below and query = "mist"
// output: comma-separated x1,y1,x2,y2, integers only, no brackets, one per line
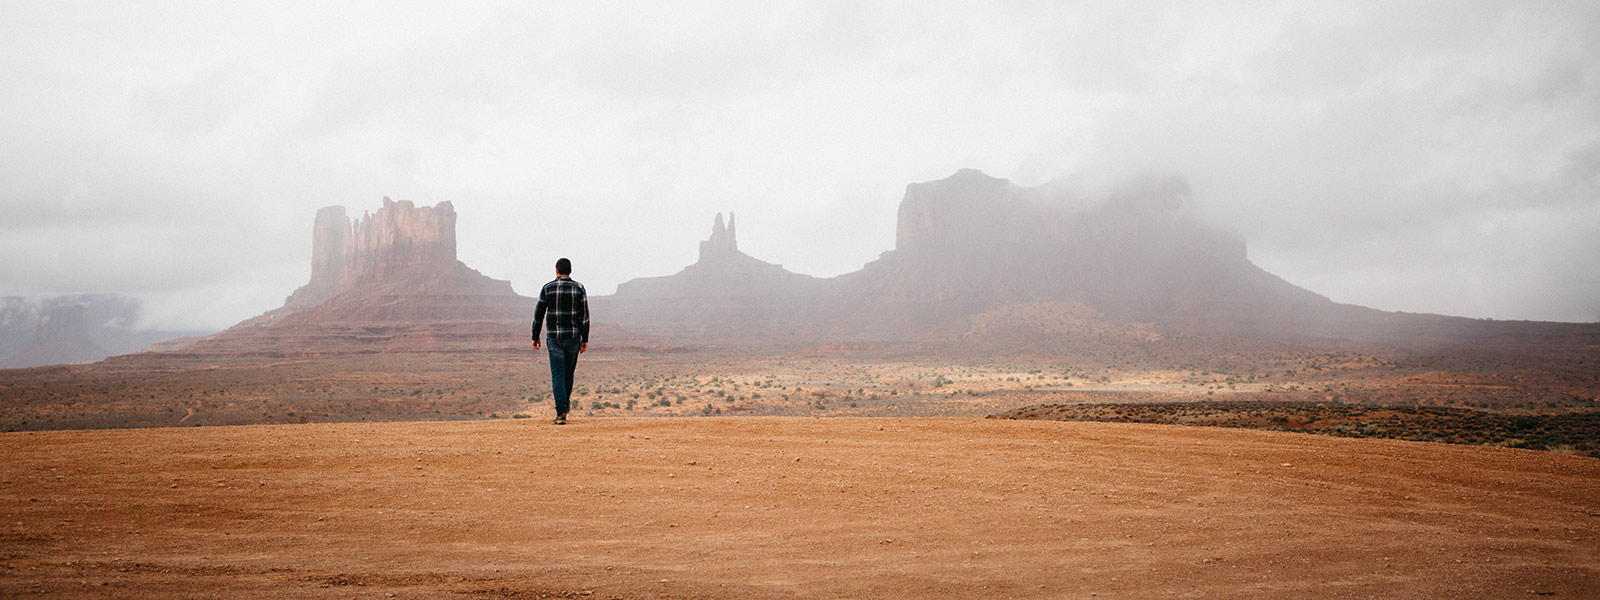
2,1,1596,331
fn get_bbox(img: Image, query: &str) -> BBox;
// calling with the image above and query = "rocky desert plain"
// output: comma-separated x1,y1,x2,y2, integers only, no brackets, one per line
3,172,1598,598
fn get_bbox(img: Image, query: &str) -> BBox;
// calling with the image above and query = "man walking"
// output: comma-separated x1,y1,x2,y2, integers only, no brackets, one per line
532,257,589,425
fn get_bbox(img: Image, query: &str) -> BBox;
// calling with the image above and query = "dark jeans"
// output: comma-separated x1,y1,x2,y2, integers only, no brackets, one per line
546,336,582,415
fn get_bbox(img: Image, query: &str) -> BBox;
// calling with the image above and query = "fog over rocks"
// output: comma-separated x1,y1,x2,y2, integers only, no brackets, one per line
0,304,107,368
4,3,1596,328
600,169,1600,348
846,169,1318,330
102,170,1600,361
601,169,1330,342
0,295,202,367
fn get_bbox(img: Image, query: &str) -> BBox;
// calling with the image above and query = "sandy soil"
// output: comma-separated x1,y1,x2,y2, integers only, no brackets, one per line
2,417,1596,599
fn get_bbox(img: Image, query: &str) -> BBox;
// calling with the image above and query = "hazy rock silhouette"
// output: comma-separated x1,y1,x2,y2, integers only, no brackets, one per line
594,213,821,342
600,169,1333,342
840,169,1337,337
132,174,1600,357
1,304,109,367
0,295,202,367
700,212,737,260
600,169,1599,348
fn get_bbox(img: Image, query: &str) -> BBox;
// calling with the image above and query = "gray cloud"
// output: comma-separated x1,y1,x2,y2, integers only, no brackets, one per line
1,1,1595,330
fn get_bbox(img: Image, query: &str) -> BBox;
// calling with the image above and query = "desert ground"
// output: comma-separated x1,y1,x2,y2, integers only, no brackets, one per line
3,417,1596,599
3,343,1596,433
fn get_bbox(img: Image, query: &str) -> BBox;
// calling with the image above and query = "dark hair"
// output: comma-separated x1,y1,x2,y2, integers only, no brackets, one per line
555,257,572,275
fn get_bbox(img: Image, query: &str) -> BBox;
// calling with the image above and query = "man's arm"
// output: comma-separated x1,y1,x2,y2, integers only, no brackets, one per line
578,288,590,352
531,294,547,349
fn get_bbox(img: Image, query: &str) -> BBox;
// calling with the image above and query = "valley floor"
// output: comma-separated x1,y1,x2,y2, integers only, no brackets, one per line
2,417,1595,598
3,345,1596,432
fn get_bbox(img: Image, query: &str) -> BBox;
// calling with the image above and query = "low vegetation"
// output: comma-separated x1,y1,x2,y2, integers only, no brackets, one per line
2,343,1595,438
995,401,1600,457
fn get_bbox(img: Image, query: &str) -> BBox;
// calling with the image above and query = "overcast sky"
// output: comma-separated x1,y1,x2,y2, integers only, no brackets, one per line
2,1,1597,330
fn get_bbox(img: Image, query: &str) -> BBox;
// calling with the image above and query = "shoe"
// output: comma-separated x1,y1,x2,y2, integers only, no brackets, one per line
553,414,567,425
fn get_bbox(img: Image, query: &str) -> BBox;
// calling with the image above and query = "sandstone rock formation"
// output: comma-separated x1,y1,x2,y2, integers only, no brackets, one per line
162,198,538,356
283,199,462,312
598,169,1335,342
598,169,1600,348
261,198,529,324
126,175,1600,357
835,169,1333,337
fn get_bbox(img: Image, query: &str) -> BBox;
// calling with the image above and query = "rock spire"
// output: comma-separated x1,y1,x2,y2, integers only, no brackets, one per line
698,212,739,261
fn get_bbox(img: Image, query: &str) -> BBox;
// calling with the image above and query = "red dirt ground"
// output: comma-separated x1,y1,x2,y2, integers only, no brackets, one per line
2,417,1596,598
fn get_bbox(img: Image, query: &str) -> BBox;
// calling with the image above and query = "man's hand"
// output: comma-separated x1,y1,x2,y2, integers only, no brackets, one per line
531,338,541,350
579,342,587,354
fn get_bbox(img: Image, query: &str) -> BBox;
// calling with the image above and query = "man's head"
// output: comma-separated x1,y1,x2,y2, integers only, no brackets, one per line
555,257,572,276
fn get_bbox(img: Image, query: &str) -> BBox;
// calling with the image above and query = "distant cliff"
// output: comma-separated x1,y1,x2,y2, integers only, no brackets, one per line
283,198,462,312
594,212,821,342
599,169,1333,342
0,304,108,367
0,295,203,368
836,169,1334,337
155,198,540,356
132,175,1600,357
599,169,1598,348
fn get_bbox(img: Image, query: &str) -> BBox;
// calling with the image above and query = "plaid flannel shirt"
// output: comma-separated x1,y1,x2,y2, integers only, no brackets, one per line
532,276,590,343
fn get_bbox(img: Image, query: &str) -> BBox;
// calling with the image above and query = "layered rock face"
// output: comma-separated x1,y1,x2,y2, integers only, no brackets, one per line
283,198,461,312
256,197,530,325
165,198,537,356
